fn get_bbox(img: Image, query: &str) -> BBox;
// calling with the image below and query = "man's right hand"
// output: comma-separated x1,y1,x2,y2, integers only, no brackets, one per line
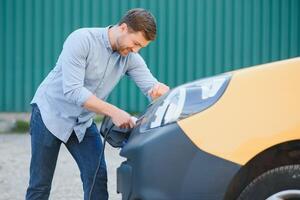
110,107,136,129
83,95,136,129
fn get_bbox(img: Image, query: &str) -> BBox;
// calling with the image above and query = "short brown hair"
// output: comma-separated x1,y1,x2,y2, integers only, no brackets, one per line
119,8,157,41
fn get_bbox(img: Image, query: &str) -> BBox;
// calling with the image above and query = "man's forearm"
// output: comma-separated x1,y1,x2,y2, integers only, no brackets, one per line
83,95,118,117
83,94,135,128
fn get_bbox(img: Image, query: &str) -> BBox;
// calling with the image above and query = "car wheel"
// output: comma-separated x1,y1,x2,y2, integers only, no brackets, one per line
237,165,300,200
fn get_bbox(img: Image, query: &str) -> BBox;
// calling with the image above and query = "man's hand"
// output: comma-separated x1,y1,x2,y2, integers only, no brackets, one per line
148,82,170,101
83,95,135,129
110,107,136,129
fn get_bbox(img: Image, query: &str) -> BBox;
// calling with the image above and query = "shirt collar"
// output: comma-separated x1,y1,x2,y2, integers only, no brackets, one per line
102,25,113,51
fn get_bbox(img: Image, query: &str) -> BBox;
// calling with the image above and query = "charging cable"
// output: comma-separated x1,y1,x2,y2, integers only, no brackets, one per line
88,124,114,200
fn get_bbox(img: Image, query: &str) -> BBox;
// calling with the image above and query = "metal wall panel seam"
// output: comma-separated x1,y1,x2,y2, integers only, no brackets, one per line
280,0,289,59
289,0,298,57
5,0,14,111
24,0,32,111
185,0,192,81
167,0,175,88
214,0,223,74
14,0,24,111
0,0,5,110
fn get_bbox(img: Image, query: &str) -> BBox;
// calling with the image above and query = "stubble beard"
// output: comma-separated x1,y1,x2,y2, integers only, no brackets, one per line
116,37,130,56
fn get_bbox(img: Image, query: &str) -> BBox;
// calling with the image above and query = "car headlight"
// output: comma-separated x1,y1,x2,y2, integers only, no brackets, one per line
140,73,232,132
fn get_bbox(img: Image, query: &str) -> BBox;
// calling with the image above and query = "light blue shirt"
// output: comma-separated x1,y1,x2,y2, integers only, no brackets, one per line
31,27,158,143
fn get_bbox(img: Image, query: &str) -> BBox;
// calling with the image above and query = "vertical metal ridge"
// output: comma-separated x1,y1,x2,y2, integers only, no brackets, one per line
11,0,15,111
261,0,268,63
210,0,216,75
196,0,205,78
214,0,223,74
259,0,263,63
5,0,13,111
269,0,273,62
14,0,24,111
167,0,175,88
203,0,208,76
289,0,297,57
287,0,291,57
163,0,168,85
24,0,33,111
186,0,194,81
174,0,179,85
30,0,36,110
220,0,225,74
1,0,6,110
193,0,199,79
192,0,197,80
252,0,260,65
157,0,165,82
271,0,278,61
40,0,45,79
207,0,216,75
234,0,242,68
181,0,187,83
43,0,52,84
280,0,287,59
242,0,248,67
0,0,4,109
224,0,233,71
33,0,40,95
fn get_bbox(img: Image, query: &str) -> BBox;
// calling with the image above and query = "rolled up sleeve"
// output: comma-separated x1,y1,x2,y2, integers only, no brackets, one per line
60,29,93,106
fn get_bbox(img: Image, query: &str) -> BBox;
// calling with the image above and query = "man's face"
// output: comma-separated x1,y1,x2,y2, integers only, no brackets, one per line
115,23,150,56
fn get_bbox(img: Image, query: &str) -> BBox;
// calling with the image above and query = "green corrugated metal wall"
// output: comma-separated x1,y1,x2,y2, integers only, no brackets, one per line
1,0,300,112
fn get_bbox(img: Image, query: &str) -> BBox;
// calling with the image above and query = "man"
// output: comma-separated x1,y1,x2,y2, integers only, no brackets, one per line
26,8,169,200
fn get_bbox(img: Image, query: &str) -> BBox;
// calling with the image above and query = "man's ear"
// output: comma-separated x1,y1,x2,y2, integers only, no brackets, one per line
119,23,128,33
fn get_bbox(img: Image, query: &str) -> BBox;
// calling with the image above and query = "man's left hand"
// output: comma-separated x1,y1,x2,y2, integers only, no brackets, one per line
148,82,170,101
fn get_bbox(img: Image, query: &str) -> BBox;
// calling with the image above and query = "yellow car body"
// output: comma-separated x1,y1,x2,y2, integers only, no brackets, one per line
179,57,300,165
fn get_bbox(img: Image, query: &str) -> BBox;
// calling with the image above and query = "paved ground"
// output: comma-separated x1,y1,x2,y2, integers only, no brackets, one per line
0,133,125,200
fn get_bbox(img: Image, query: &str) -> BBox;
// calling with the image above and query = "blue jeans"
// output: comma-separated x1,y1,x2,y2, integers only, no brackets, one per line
26,104,108,200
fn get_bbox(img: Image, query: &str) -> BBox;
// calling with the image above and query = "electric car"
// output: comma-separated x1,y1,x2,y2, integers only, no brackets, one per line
114,57,300,200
